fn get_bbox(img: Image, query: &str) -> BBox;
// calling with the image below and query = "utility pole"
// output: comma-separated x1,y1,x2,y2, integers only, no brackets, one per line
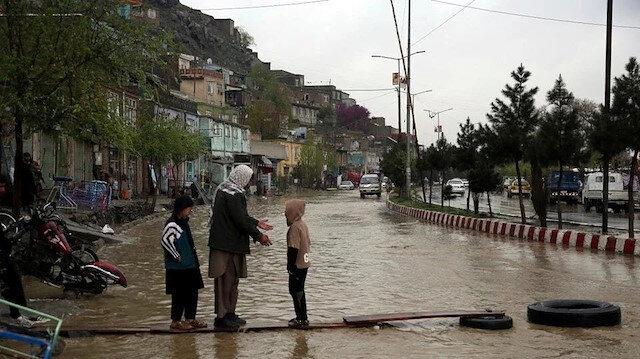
602,0,613,234
405,0,412,198
426,108,453,143
371,51,425,136
397,58,402,134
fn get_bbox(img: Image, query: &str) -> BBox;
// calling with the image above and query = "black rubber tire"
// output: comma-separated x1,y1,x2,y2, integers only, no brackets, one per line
460,315,513,330
527,300,621,328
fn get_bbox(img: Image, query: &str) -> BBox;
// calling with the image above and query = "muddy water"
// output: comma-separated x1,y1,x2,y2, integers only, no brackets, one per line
47,191,640,358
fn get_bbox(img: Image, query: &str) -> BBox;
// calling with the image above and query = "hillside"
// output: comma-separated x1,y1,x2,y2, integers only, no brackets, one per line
149,0,261,75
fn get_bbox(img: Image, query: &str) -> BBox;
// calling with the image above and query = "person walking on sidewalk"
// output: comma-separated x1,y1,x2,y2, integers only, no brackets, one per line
208,165,273,329
161,195,207,332
285,199,311,328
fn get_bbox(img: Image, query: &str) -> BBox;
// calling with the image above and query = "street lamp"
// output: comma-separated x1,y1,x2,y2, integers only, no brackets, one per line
425,107,453,141
371,50,426,135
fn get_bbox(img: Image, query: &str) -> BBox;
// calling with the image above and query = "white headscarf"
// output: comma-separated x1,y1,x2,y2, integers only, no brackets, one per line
211,165,254,214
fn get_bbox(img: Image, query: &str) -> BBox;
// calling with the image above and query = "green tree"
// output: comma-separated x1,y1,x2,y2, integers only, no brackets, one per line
246,64,292,140
612,57,640,238
468,161,501,215
455,117,478,211
134,115,206,203
486,64,539,224
418,144,438,204
587,105,626,234
295,135,324,188
432,136,455,208
381,140,414,197
538,75,583,229
0,0,166,210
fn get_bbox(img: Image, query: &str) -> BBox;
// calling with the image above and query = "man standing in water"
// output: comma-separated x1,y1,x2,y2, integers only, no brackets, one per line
208,165,273,329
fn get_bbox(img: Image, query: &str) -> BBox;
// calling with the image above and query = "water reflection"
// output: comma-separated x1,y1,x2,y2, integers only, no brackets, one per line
291,332,309,359
53,191,640,358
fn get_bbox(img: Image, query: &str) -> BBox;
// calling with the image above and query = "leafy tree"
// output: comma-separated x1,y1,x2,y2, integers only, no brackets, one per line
418,144,439,204
336,104,370,132
612,57,640,238
485,64,539,224
0,0,167,210
538,75,583,229
381,140,414,197
294,134,335,188
468,162,501,215
455,117,478,211
134,115,206,202
247,63,292,139
236,26,255,48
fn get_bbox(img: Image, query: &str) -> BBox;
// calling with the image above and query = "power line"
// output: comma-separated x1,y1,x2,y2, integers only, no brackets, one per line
431,0,640,30
196,0,329,11
342,88,397,92
359,90,398,103
414,0,476,45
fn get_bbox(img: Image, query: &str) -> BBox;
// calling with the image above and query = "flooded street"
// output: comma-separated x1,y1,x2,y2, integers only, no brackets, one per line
43,191,640,358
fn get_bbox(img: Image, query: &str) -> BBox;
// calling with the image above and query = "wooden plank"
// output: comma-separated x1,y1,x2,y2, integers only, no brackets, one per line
149,321,348,334
343,310,505,325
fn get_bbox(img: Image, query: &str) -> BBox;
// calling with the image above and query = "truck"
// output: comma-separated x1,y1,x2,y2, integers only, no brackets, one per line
547,171,582,204
582,172,639,213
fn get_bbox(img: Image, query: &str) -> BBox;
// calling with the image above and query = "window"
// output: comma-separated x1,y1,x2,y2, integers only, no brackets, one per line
610,176,616,183
207,82,215,95
213,125,222,136
217,84,224,95
233,128,238,139
242,130,248,140
595,176,603,183
124,97,137,123
225,126,231,138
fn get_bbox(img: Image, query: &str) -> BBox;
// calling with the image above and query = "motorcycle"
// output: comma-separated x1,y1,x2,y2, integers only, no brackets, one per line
2,203,127,295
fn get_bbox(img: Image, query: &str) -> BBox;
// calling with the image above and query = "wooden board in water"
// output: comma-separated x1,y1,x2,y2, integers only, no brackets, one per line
343,310,505,325
149,321,348,334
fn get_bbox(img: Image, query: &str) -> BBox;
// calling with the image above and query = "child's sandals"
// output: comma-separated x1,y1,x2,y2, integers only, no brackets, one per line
188,319,208,329
170,321,195,332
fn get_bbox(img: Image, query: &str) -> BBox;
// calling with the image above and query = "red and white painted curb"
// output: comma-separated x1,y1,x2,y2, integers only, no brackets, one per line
387,200,639,256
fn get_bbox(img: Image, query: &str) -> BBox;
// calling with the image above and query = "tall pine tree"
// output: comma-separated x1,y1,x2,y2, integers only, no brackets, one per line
538,75,583,229
486,64,539,224
612,57,640,238
455,117,478,211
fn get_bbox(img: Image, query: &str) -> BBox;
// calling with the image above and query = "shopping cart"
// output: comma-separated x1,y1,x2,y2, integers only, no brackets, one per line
0,299,63,359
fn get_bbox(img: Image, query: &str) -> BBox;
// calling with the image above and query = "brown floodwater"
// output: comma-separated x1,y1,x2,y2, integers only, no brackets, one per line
20,190,640,358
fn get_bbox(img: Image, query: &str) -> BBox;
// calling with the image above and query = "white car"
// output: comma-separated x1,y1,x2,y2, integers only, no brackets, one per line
445,179,466,195
359,174,382,198
338,181,355,190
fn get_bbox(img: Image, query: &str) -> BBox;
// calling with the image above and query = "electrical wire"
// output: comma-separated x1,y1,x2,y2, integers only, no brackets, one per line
342,88,397,92
413,0,476,45
431,0,640,30
196,0,329,11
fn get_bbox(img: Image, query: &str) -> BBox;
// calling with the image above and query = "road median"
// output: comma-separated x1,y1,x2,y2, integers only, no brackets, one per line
387,197,638,256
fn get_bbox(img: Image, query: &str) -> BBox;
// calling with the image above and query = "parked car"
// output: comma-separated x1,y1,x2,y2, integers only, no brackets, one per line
547,171,582,204
582,172,639,213
501,177,515,193
359,174,382,198
445,178,466,195
338,181,355,190
507,179,531,198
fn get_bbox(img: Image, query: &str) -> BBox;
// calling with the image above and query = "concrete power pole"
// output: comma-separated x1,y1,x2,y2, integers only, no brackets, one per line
404,0,412,198
602,0,613,234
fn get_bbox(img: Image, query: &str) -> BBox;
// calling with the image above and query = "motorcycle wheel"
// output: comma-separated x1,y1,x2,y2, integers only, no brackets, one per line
0,210,17,234
72,249,99,265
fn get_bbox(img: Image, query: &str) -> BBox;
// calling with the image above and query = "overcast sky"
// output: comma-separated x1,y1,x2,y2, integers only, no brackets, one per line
181,0,640,146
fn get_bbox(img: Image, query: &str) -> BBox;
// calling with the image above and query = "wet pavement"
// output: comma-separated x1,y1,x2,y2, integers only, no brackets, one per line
15,190,640,358
420,187,638,234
